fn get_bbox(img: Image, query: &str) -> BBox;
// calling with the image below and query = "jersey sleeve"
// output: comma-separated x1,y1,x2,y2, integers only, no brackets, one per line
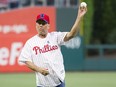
56,32,68,45
56,32,81,48
18,41,32,63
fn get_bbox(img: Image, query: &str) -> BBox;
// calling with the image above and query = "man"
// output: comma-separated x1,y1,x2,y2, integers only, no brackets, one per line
19,3,87,87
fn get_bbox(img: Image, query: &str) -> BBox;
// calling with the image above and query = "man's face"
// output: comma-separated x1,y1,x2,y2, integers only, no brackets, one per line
36,19,50,37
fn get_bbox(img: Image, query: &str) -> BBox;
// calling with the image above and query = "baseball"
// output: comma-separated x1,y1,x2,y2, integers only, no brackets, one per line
80,2,87,7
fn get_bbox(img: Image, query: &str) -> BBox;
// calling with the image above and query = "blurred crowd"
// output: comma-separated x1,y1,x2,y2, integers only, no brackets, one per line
0,0,78,13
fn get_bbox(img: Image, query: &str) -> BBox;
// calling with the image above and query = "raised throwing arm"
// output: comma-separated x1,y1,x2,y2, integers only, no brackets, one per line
64,2,87,41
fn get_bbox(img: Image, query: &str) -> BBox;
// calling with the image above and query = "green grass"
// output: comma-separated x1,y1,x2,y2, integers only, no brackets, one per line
0,72,116,87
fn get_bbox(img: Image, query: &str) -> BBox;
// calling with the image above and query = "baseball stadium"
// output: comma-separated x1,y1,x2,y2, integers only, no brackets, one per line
0,0,116,87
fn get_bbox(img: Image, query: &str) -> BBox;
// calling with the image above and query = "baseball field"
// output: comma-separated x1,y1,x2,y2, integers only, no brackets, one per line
0,72,116,87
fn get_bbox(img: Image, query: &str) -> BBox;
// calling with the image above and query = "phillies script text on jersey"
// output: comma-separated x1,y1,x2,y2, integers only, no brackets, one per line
33,44,58,54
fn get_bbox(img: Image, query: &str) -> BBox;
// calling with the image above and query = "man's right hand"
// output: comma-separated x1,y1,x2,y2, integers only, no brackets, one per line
39,67,49,76
25,61,49,76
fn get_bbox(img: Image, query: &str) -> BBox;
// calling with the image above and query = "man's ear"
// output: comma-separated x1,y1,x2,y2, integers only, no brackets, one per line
36,23,38,28
47,24,50,29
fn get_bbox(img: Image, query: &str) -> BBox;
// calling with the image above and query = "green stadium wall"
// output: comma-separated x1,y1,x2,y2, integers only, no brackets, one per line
56,8,116,71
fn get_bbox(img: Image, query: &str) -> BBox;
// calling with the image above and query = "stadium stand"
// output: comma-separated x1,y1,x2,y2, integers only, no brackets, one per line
0,0,78,13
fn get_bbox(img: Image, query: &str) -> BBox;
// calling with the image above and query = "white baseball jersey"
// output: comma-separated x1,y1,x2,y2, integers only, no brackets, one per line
19,31,68,87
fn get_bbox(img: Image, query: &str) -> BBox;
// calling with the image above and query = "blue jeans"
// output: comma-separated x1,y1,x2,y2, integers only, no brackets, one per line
56,81,65,87
37,81,65,87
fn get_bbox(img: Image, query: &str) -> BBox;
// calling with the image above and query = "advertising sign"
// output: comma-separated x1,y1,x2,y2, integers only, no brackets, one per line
0,7,56,72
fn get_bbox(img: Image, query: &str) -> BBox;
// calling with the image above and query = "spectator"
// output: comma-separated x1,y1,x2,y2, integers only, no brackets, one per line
47,0,54,6
0,0,8,12
34,0,43,6
70,0,77,6
21,0,31,7
9,0,19,9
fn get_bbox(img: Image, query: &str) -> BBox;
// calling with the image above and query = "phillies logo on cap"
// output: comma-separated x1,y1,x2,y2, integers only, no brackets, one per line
40,14,44,18
36,13,50,24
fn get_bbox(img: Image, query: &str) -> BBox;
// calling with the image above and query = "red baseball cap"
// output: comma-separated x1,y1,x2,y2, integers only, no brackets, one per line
36,13,50,24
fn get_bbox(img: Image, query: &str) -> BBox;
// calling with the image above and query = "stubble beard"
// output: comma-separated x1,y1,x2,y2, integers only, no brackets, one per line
39,31,47,38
